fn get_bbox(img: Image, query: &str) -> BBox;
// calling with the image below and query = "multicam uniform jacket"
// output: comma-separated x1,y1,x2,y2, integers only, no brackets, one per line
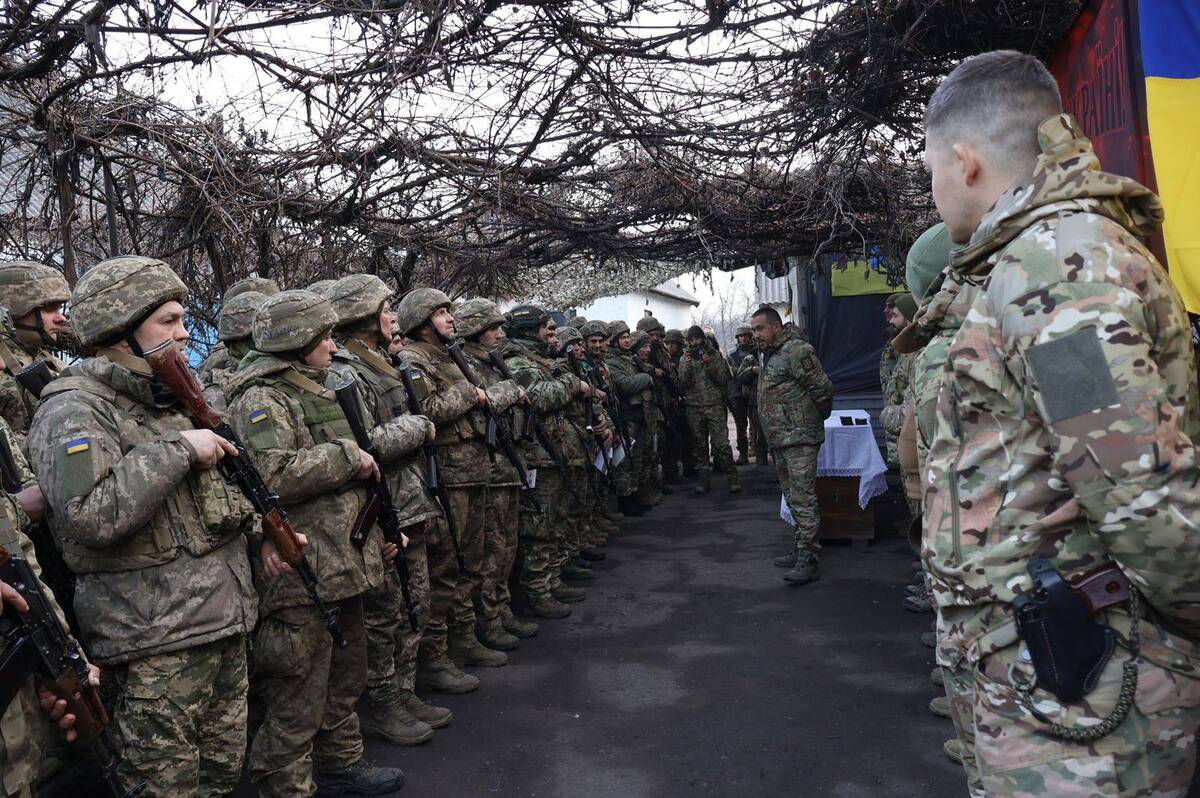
28,353,259,665
923,114,1200,668
502,339,580,469
755,324,833,450
679,341,731,407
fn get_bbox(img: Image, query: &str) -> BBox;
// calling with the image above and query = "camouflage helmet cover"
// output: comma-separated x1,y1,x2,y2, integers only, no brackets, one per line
736,324,753,337
306,279,338,298
395,287,452,336
223,275,279,303
455,297,505,339
218,291,268,342
628,330,649,349
329,274,393,328
71,257,188,346
0,261,71,318
580,320,609,340
252,289,337,353
635,316,664,334
665,328,685,343
567,315,588,328
556,325,582,351
607,320,630,340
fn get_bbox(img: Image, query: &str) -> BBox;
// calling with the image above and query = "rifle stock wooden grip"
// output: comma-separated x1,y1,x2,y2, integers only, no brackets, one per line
262,512,303,566
48,669,107,739
143,342,223,430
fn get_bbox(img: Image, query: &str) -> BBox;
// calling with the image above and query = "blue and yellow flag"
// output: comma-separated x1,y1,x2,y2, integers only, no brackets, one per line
1140,0,1200,313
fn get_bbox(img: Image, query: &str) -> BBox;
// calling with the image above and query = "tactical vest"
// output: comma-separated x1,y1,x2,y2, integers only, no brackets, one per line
273,371,354,444
41,375,254,574
337,341,408,421
403,341,481,445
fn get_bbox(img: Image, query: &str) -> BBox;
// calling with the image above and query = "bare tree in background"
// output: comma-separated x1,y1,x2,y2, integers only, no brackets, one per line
694,282,756,353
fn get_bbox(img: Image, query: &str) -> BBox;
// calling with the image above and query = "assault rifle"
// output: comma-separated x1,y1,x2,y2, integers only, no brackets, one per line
564,350,613,484
0,544,145,797
583,355,633,456
143,341,346,648
443,342,542,511
484,348,581,503
390,354,464,570
333,380,420,632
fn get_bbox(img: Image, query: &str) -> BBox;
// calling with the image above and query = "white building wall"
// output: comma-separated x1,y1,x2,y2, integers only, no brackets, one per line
575,290,695,330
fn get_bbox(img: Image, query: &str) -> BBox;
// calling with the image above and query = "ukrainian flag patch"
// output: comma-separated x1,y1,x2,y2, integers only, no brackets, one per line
248,409,269,425
65,438,90,455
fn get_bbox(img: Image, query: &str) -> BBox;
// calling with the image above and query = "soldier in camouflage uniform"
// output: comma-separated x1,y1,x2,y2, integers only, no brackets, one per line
226,289,404,797
397,288,515,689
502,306,591,616
326,274,450,747
878,293,917,467
0,416,92,798
27,257,259,798
636,316,682,493
629,330,664,507
453,298,537,649
581,320,625,535
0,262,70,450
199,291,268,413
726,325,757,465
750,306,833,585
922,52,1200,796
680,325,740,495
604,322,653,516
198,276,279,392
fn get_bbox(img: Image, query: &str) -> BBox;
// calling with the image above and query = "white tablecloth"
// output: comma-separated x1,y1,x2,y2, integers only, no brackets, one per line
779,409,889,522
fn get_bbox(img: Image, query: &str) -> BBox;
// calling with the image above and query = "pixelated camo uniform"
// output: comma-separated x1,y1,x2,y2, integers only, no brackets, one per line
924,115,1200,796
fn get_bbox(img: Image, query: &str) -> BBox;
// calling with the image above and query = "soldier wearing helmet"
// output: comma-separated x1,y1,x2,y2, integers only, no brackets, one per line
224,289,404,796
198,290,268,413
603,321,653,516
397,288,511,691
578,321,626,535
679,326,740,495
26,256,260,797
454,298,535,649
500,305,595,617
0,261,71,446
726,324,760,466
223,274,279,303
325,274,450,745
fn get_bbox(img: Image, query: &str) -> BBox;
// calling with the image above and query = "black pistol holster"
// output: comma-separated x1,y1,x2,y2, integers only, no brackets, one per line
1013,557,1116,704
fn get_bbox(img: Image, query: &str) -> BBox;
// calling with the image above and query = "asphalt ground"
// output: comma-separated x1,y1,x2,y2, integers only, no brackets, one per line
363,465,966,798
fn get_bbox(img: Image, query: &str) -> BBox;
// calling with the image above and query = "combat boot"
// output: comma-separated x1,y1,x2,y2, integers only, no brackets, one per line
562,562,594,582
361,682,434,746
618,495,646,517
773,550,798,568
736,452,750,466
783,553,819,585
920,631,937,648
929,696,951,719
416,657,480,694
943,739,964,764
449,634,508,668
552,584,587,603
527,595,572,619
580,544,607,561
400,689,452,729
314,759,404,796
693,475,711,494
930,667,945,688
500,608,539,638
604,506,625,525
727,473,741,494
592,515,618,535
477,619,520,651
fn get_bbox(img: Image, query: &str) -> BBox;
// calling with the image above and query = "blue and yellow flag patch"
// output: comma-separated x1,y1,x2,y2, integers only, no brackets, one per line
248,409,269,425
65,438,90,455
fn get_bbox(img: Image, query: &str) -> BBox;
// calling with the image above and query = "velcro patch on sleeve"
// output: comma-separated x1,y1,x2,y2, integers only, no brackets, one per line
1026,327,1121,423
60,439,96,500
65,437,90,454
248,408,269,424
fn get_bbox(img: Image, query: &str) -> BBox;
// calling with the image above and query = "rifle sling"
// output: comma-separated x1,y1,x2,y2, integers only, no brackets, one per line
343,339,403,381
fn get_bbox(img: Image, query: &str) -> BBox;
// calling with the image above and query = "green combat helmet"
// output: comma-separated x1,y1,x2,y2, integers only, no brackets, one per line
224,275,279,303
71,257,188,347
455,298,505,340
735,324,753,338
580,320,609,340
568,315,588,328
218,291,267,343
665,328,685,344
252,290,337,354
628,330,649,349
0,261,71,346
906,222,954,301
504,304,550,341
607,320,630,341
328,274,393,329
556,325,582,353
395,287,453,337
635,316,664,334
306,279,338,299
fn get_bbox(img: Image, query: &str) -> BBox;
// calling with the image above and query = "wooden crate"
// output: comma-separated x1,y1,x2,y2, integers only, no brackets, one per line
817,476,875,546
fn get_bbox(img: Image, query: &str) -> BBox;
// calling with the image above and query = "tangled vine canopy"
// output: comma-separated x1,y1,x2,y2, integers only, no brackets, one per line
0,0,1081,332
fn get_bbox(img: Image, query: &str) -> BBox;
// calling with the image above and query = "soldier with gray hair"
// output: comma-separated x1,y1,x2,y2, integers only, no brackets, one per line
26,257,260,797
923,50,1200,796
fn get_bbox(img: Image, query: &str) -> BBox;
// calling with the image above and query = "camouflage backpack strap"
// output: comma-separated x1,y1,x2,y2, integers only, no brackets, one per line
343,339,402,381
341,340,409,420
275,367,352,444
0,335,19,375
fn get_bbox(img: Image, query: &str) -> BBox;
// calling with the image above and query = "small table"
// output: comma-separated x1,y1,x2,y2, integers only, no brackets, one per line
780,409,888,545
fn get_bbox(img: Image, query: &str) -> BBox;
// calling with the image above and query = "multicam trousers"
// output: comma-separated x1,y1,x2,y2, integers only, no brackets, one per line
250,598,366,798
113,634,248,798
943,663,984,798
479,486,520,625
517,469,563,602
775,443,820,554
973,622,1200,797
365,524,431,697
614,420,646,498
686,404,735,477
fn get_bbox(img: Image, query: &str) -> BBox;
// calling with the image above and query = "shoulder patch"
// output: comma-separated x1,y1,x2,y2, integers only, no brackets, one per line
248,408,269,424
65,437,90,454
1026,327,1121,423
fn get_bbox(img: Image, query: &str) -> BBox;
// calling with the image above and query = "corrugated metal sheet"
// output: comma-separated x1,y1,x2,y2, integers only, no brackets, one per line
756,264,793,305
